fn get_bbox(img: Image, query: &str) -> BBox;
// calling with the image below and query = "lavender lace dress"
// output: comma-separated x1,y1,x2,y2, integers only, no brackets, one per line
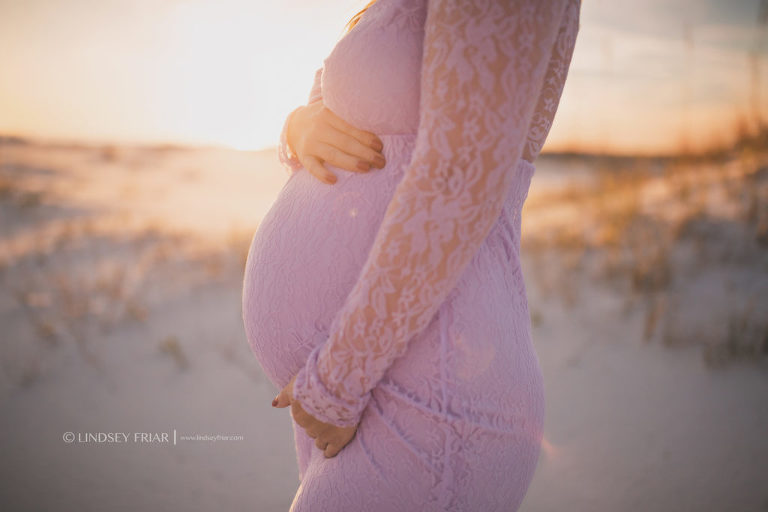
242,0,580,509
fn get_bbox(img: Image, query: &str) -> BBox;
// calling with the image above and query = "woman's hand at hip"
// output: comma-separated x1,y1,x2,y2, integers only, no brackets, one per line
273,374,359,458
286,100,387,185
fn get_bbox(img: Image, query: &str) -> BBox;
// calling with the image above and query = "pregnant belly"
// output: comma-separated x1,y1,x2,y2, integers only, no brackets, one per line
242,134,415,389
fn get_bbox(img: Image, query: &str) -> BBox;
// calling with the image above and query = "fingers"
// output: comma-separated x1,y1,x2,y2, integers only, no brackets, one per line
313,142,370,174
273,393,287,408
323,107,383,152
302,155,337,185
315,137,386,174
316,109,385,174
295,418,355,458
297,103,386,179
311,431,344,458
311,433,340,458
322,427,357,458
283,394,358,458
273,384,292,408
317,115,385,169
324,443,341,458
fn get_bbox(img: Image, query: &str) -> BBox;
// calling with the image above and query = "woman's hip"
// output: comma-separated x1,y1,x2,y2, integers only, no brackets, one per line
292,373,544,511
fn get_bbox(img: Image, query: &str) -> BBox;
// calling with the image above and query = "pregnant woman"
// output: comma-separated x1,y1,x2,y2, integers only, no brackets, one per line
242,0,580,510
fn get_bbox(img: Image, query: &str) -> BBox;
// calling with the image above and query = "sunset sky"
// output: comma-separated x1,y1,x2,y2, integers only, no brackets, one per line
1,0,766,155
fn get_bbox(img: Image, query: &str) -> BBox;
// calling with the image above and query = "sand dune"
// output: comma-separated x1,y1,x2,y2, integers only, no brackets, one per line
0,138,766,511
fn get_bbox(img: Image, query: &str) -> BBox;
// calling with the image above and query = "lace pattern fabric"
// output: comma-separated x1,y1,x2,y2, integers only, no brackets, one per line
291,0,581,428
242,0,582,507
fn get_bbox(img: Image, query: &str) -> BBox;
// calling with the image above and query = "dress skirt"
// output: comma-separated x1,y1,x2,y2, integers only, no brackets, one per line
242,133,544,511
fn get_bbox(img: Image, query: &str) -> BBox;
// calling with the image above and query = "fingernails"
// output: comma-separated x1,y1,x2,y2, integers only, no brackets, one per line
373,155,386,169
371,139,383,152
272,397,279,407
357,160,370,172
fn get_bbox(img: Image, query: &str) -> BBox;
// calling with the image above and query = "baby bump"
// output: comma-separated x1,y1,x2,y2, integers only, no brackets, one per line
242,135,415,389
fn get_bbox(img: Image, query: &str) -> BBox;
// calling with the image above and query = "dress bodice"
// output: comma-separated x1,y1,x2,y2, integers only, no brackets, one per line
321,0,428,135
287,0,582,428
317,0,581,162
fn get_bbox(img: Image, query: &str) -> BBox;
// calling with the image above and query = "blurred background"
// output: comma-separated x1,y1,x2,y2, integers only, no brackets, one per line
1,0,767,511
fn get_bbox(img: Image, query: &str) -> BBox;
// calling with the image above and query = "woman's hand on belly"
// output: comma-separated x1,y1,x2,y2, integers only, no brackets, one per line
287,100,387,185
274,373,359,458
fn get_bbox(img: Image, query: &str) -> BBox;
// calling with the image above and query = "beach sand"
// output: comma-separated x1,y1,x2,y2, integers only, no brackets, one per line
0,139,766,511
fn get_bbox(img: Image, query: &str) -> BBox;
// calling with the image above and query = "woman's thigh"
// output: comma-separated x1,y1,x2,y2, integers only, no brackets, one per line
289,407,437,512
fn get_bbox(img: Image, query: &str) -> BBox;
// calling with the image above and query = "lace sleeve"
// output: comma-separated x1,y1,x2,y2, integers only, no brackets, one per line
278,67,324,174
292,0,578,428
524,0,580,162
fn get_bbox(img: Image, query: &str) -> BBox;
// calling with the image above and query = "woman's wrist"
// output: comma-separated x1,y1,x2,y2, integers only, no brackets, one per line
292,343,369,428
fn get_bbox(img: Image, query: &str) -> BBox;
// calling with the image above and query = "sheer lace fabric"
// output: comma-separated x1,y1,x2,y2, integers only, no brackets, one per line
290,0,581,428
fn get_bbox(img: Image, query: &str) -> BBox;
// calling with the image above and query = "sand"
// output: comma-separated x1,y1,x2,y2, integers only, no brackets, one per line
0,139,766,511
